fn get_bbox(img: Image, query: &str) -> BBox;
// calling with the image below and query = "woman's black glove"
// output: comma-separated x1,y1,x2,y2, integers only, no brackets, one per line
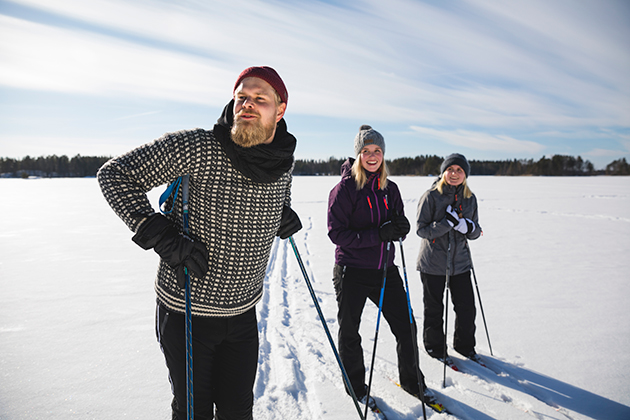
277,205,302,239
393,214,410,237
378,215,410,242
378,220,395,242
132,214,209,288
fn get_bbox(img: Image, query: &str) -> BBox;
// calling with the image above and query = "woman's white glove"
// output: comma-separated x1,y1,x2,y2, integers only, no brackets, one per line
446,205,475,234
453,218,468,234
445,205,460,227
464,219,476,234
454,218,476,234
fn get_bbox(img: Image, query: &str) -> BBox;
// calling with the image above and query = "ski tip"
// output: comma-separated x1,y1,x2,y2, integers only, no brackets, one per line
368,404,387,419
424,393,450,414
428,401,447,413
439,356,459,371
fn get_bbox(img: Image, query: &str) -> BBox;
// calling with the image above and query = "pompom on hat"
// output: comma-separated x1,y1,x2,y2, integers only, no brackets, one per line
233,66,288,105
354,125,385,157
440,153,470,178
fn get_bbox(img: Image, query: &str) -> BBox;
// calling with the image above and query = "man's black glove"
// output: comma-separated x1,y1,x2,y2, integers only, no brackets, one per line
277,205,302,239
132,214,209,289
378,215,410,242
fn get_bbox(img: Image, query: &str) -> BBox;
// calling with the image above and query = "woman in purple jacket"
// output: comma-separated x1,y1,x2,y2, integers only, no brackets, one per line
327,125,426,407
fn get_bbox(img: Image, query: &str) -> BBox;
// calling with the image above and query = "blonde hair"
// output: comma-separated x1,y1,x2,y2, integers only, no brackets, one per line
272,90,282,106
434,174,473,199
351,158,389,190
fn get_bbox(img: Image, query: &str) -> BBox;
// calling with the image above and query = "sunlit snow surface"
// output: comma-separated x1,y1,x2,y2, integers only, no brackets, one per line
1,176,629,419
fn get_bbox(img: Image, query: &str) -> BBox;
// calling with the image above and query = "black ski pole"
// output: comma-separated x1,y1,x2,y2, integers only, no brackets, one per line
442,232,452,389
465,242,493,356
181,175,194,420
288,237,366,420
398,238,428,420
364,241,391,420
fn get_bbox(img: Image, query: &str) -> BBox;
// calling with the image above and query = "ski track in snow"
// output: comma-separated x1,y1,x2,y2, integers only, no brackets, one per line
441,354,574,420
256,237,310,419
255,218,357,419
477,357,575,419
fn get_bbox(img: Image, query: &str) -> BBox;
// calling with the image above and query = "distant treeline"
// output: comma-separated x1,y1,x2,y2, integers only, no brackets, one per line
0,155,111,178
1,154,629,178
295,155,630,176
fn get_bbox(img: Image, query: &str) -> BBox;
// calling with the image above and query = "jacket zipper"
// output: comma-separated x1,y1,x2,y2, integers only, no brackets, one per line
369,175,390,269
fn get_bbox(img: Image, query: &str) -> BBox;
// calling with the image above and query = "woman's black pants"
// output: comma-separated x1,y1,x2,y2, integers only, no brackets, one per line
333,264,424,398
420,270,476,358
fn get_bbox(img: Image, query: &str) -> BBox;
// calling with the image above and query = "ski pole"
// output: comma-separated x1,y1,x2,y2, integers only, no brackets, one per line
288,237,365,420
364,241,391,420
442,232,452,389
181,175,194,420
398,238,427,420
465,242,493,356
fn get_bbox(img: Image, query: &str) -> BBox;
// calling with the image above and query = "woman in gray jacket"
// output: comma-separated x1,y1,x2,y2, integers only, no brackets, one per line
416,153,482,365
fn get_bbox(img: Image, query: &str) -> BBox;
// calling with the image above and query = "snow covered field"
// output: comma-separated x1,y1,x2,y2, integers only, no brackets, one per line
1,176,629,420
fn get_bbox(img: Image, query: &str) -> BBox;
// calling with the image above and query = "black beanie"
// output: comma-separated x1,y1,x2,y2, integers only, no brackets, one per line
440,153,470,177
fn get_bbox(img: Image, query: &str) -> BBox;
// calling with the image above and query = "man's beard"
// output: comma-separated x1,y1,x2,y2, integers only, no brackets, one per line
231,111,276,148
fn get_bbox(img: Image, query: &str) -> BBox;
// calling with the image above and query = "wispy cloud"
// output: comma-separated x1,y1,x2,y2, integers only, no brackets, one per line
1,0,628,167
586,148,628,158
410,126,545,154
113,111,163,121
3,0,628,123
0,14,235,105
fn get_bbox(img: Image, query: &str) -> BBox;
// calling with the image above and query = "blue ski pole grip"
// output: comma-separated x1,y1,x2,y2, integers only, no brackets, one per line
159,177,182,215
182,175,190,234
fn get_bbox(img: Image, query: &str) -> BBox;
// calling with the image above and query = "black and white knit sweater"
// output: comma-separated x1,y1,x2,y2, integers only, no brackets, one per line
98,115,295,317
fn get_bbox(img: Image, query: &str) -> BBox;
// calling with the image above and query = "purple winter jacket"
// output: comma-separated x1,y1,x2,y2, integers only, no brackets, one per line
327,158,405,270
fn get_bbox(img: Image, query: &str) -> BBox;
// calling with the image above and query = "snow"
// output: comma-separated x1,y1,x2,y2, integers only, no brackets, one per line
1,176,629,420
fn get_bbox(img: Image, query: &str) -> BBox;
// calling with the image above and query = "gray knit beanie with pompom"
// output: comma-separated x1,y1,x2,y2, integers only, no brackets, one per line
354,125,385,157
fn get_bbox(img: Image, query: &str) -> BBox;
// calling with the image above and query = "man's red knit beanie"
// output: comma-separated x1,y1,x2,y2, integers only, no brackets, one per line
233,66,288,105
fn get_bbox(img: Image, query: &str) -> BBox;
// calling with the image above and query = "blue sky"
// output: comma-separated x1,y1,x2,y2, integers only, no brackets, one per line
1,0,629,169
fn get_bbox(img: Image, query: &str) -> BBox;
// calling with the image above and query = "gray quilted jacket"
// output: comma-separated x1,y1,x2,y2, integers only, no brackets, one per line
98,128,292,317
416,179,481,276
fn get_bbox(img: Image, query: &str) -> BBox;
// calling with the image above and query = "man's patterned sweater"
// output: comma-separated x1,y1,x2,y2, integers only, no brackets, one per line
97,128,292,317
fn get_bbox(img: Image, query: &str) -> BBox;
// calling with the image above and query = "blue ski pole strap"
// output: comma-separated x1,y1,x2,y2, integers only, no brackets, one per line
182,175,190,234
159,177,182,215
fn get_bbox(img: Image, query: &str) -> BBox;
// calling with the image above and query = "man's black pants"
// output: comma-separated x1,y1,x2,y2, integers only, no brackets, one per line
420,270,476,358
156,304,258,420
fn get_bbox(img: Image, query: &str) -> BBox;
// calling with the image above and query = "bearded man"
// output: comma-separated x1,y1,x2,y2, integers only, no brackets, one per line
98,66,302,420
